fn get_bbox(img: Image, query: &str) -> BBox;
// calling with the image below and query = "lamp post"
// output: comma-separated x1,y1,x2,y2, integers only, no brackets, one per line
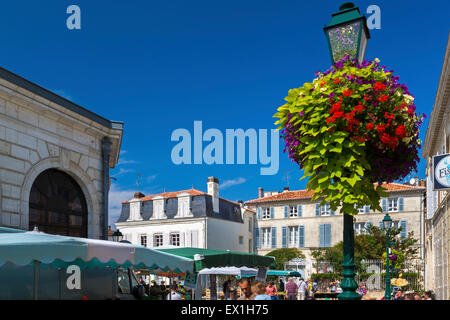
112,229,123,242
324,2,370,300
383,214,393,300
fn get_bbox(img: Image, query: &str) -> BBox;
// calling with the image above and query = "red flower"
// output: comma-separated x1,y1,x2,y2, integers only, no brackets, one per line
395,125,407,138
343,89,353,97
381,133,399,150
378,95,388,102
353,104,365,113
374,82,386,91
320,81,327,87
366,123,374,131
334,78,341,84
376,125,386,133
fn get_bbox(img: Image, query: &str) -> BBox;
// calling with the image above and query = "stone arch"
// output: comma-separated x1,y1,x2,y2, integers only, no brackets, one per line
20,157,101,238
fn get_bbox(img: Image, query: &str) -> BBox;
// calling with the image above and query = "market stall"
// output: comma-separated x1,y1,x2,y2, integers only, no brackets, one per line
0,228,193,299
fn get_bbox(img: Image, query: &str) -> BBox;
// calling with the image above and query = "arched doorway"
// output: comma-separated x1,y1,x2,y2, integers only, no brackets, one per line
29,169,88,237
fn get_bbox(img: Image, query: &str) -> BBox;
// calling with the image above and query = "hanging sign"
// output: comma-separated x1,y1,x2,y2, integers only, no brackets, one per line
433,153,450,190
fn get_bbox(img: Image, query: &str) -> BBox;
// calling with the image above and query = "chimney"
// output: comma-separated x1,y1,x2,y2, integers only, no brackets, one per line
283,187,290,192
419,179,426,187
207,177,219,213
258,187,264,198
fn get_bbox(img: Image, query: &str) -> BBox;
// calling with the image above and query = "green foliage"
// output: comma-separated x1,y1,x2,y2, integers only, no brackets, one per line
311,225,419,273
265,248,306,270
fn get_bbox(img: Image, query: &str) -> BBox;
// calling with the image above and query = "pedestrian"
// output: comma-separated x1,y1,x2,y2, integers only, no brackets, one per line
414,293,421,300
312,279,318,293
252,281,272,300
265,281,277,296
237,278,255,300
404,293,415,300
167,284,182,300
222,279,231,300
279,278,285,292
285,277,298,300
423,290,435,300
394,289,404,300
297,278,308,300
160,280,167,300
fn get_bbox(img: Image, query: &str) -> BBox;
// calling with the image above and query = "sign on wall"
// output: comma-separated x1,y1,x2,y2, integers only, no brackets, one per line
433,153,450,190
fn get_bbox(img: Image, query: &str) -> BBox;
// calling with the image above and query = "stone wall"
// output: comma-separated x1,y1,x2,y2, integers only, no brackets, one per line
0,76,121,239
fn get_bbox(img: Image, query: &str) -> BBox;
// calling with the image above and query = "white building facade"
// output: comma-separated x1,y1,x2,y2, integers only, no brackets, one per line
115,177,255,253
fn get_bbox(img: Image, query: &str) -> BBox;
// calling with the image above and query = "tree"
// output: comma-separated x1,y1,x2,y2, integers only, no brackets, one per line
265,248,306,270
311,225,419,273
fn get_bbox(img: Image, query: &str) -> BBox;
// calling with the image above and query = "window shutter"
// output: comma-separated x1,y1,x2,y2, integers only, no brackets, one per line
399,198,404,212
270,207,274,219
382,198,387,213
282,227,287,248
191,231,199,247
319,224,324,247
400,221,407,239
257,207,261,220
298,204,302,217
148,233,154,247
284,206,289,218
299,226,304,248
325,224,331,247
180,232,185,247
255,228,260,249
316,204,320,216
271,227,277,248
365,205,370,214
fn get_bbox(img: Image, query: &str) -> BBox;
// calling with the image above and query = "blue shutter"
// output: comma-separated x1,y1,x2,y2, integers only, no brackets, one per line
325,224,331,247
284,206,289,218
316,204,320,216
270,207,274,219
282,227,287,248
271,227,277,248
299,226,304,248
257,207,261,220
382,199,387,213
255,228,260,249
298,204,302,217
365,205,370,214
399,198,404,212
319,224,324,247
400,221,407,239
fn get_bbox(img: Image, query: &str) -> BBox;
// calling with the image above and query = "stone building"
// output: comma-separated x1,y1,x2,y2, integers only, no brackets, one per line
115,177,255,253
0,66,123,239
245,183,425,279
422,33,450,300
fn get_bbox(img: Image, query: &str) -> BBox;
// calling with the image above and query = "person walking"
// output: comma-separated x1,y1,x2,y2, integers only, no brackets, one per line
167,284,182,300
253,281,272,300
237,278,255,300
297,278,308,300
279,278,285,292
285,277,298,300
222,279,231,300
265,281,277,300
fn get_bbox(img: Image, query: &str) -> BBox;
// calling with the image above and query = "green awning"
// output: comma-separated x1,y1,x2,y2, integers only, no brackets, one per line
266,270,302,277
157,247,275,271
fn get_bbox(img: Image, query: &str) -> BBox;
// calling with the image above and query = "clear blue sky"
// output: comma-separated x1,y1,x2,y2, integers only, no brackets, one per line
1,0,448,222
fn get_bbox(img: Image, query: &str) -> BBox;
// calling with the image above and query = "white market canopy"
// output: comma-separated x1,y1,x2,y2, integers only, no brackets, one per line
0,229,193,274
198,266,258,277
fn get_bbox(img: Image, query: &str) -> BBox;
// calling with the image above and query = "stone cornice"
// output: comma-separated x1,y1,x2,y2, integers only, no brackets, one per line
423,32,450,158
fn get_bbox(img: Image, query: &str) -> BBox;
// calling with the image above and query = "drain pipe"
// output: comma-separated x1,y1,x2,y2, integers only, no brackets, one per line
102,137,112,240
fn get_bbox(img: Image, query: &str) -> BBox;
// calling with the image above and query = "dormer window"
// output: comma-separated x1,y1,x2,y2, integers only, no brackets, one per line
175,193,193,218
127,198,143,221
151,196,167,220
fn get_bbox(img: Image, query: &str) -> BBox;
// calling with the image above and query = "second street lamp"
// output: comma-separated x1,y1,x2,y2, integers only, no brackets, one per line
383,213,393,300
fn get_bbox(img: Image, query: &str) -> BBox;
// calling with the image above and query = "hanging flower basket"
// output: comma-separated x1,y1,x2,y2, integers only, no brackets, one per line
274,56,425,214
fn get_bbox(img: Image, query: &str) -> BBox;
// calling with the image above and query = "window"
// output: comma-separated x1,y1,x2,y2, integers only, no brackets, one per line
320,203,331,216
249,239,253,253
354,223,369,235
261,228,271,248
319,224,331,247
154,234,163,247
288,226,299,248
388,198,398,212
249,218,252,233
239,236,244,245
140,235,147,247
262,208,271,219
289,206,298,218
170,233,180,246
357,206,365,214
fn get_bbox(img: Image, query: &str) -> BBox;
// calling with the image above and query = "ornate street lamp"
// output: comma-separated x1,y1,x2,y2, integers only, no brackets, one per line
324,2,370,65
112,229,123,242
383,214,393,300
324,2,371,301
